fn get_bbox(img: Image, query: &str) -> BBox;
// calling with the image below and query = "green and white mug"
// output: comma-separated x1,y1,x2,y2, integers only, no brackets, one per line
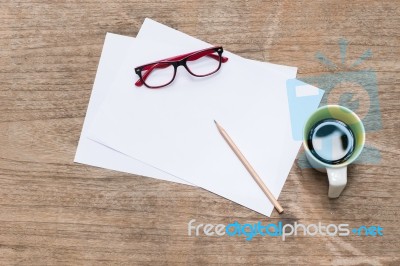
303,105,365,198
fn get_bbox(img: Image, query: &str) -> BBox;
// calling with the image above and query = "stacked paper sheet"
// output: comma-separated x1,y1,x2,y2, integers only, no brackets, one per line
75,18,324,216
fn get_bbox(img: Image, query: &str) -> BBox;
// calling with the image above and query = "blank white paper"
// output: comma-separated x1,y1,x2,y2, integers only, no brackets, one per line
87,19,323,216
75,30,297,186
74,33,190,184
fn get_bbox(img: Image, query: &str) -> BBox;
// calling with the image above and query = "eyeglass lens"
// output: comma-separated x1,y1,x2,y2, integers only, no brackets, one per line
186,49,221,76
143,63,175,88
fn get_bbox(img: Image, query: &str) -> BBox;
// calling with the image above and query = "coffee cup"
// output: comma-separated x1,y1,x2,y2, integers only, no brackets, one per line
303,105,365,198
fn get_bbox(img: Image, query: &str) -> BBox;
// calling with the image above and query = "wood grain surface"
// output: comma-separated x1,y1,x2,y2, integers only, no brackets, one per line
1,0,399,265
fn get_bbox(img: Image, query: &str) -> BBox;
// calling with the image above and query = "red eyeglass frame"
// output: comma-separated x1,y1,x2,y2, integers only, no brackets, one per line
134,46,229,89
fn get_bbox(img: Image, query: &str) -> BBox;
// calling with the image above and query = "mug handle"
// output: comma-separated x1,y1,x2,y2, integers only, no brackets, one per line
327,167,347,198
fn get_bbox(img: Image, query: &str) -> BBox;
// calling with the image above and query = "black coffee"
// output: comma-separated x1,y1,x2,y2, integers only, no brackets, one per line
307,119,355,164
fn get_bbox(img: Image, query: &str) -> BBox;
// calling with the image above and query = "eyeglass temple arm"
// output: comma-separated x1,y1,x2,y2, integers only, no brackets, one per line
135,50,228,87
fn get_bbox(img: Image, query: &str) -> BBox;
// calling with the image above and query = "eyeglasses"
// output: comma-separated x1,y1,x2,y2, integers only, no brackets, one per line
134,46,228,89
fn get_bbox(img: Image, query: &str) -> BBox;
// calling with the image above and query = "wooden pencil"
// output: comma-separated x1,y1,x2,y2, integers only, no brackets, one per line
214,120,284,214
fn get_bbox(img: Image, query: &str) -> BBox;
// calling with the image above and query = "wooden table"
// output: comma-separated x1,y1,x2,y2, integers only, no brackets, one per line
1,1,399,265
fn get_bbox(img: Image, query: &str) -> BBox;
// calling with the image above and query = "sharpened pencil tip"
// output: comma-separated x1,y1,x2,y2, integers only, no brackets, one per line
213,120,217,124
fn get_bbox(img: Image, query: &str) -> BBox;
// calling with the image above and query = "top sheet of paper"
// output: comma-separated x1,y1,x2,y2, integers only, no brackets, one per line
87,19,323,216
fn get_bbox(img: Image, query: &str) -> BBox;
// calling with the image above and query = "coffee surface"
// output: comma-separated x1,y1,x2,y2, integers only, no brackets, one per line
308,119,355,164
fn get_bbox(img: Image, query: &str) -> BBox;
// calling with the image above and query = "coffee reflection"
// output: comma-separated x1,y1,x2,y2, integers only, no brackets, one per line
307,119,355,164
